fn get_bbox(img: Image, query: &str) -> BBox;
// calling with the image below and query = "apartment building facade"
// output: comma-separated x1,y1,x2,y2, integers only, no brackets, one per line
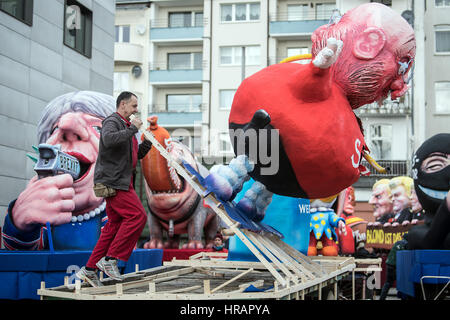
0,0,115,229
413,0,450,148
115,0,446,214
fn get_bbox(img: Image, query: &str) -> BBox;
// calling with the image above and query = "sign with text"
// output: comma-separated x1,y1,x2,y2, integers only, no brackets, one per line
366,221,424,250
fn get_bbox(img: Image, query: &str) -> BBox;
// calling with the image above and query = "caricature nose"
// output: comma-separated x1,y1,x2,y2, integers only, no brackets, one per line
57,113,89,142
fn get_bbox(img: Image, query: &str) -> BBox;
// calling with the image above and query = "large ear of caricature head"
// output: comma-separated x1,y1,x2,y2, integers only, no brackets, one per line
352,27,386,60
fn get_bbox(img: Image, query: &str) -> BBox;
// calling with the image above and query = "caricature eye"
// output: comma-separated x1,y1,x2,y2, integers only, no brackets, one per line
421,154,449,173
92,126,102,134
50,126,59,135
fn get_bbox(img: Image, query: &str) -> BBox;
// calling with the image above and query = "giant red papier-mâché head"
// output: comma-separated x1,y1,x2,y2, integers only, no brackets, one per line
228,3,416,199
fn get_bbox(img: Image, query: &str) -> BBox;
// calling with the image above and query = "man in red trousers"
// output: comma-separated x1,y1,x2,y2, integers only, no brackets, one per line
76,91,152,286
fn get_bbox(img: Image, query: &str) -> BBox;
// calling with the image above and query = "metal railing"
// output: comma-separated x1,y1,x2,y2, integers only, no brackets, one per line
270,9,336,22
150,17,207,29
357,101,411,116
149,104,206,113
149,60,207,71
360,159,408,177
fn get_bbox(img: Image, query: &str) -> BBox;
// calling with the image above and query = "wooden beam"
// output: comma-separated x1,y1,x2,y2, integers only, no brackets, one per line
211,268,254,294
258,235,312,281
161,285,202,294
203,280,211,294
243,230,295,284
269,235,325,276
81,267,194,295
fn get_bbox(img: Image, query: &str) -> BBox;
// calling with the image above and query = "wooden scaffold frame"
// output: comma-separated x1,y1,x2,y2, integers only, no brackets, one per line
38,124,358,300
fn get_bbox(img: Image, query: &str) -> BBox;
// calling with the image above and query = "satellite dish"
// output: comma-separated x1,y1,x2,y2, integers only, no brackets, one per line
401,10,414,26
132,65,142,78
136,25,146,35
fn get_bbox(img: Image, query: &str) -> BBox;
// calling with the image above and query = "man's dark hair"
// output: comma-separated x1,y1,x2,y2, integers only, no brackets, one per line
116,91,137,109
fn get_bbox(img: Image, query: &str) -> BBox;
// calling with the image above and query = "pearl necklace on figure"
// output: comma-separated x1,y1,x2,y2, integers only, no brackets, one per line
70,201,106,223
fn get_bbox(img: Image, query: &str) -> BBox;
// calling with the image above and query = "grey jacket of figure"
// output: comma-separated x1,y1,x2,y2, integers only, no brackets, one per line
94,112,152,190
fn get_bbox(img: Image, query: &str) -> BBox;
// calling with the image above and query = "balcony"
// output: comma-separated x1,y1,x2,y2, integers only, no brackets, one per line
269,11,332,39
353,160,409,188
149,62,204,87
356,100,411,117
150,19,204,45
114,42,144,64
148,106,204,128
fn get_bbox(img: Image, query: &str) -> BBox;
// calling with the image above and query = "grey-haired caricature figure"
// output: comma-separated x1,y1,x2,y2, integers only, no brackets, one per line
2,91,115,250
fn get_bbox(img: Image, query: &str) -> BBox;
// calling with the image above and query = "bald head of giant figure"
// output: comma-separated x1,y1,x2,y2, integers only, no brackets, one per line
311,3,416,109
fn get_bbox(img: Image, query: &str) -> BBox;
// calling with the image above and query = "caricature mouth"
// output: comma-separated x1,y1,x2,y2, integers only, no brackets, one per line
65,151,93,182
418,185,448,200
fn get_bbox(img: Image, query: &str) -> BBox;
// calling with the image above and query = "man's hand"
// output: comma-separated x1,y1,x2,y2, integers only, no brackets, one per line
11,174,75,232
131,116,143,130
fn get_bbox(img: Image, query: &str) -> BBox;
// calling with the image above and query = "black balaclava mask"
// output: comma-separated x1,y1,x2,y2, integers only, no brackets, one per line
411,133,450,214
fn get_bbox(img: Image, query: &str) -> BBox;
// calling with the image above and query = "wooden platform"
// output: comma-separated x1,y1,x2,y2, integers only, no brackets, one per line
37,123,360,300
38,252,356,300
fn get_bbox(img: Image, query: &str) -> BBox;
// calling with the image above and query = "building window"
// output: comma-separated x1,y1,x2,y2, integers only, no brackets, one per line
315,3,336,20
0,0,33,25
287,47,310,64
113,72,129,92
220,45,260,66
287,4,309,21
169,11,203,27
64,0,92,58
435,0,450,7
115,25,130,43
221,3,260,22
168,52,202,70
219,90,236,110
435,26,450,53
435,82,450,113
166,94,202,112
368,124,392,160
172,135,201,156
219,132,233,154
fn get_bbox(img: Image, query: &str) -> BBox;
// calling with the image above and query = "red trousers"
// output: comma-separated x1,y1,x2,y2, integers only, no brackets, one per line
86,183,147,269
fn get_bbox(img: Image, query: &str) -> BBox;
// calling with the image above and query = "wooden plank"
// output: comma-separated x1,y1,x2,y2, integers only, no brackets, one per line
160,285,202,294
261,237,315,281
189,251,206,260
80,267,194,295
258,235,312,282
211,268,254,294
243,230,295,284
194,268,225,278
269,235,325,276
203,280,211,294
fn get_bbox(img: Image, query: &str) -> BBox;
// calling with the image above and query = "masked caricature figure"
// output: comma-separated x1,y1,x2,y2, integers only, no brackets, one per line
2,91,115,250
406,133,450,250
